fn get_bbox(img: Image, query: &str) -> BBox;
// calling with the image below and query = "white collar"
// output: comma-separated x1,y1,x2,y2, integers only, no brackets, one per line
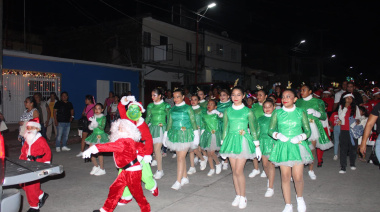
303,95,313,101
232,104,244,110
199,99,206,103
220,99,230,104
264,113,272,117
207,109,217,115
258,102,263,106
192,105,200,110
282,105,296,112
154,100,164,105
175,101,186,106
94,114,104,118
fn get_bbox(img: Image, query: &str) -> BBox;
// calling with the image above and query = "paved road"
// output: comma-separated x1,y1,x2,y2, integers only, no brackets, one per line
5,143,380,212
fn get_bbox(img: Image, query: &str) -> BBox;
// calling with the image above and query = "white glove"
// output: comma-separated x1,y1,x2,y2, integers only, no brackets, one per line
193,130,200,146
89,121,98,130
307,109,321,118
143,155,152,164
137,155,143,162
148,123,151,127
82,145,99,159
290,133,307,144
201,130,205,135
255,147,262,161
211,110,220,115
221,140,224,145
273,132,289,142
89,116,96,123
162,131,168,147
218,113,224,118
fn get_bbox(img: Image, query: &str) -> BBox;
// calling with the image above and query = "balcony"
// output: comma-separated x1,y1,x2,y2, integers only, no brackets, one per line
143,44,173,62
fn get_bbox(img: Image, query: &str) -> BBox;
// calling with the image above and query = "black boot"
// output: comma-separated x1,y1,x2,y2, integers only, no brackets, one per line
27,208,40,212
39,193,49,208
93,210,101,212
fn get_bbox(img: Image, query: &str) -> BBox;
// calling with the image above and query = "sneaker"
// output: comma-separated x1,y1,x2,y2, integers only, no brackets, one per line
152,186,159,197
232,195,241,207
94,169,106,176
90,166,100,175
162,153,167,157
296,196,306,212
264,188,274,197
200,158,207,171
56,147,61,152
282,204,293,212
222,161,228,170
290,177,293,182
172,153,177,158
76,151,83,157
194,156,199,165
153,170,164,179
180,177,189,186
238,196,247,209
171,181,181,190
118,199,132,206
339,167,346,174
350,166,356,170
215,164,222,174
61,146,71,151
308,170,316,180
151,160,157,166
187,167,197,175
207,169,215,176
333,155,338,160
248,169,260,178
38,192,49,208
260,171,267,178
27,208,40,212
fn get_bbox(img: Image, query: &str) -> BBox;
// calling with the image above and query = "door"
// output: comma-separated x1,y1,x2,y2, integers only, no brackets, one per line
144,80,168,108
97,80,110,114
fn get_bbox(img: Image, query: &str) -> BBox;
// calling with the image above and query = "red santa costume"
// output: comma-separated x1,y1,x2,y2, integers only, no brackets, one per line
84,119,150,212
19,118,51,212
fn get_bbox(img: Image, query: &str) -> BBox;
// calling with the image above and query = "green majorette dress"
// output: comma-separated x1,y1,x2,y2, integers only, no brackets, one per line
165,101,199,151
145,100,171,144
220,104,259,159
251,102,264,119
200,110,222,151
296,95,334,150
199,99,208,110
268,105,314,167
217,100,232,132
257,114,276,157
85,114,109,144
191,105,204,149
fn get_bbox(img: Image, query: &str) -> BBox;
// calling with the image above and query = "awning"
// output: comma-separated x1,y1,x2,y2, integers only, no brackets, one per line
210,68,243,82
145,65,194,76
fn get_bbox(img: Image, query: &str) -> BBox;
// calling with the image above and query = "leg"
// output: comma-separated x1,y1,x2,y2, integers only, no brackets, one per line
279,166,292,204
211,151,220,165
61,123,71,147
333,126,340,155
263,156,275,189
89,144,99,167
126,171,151,212
46,120,52,140
194,148,205,161
55,123,64,148
21,180,43,209
154,143,163,171
207,151,215,169
376,136,380,161
309,140,316,171
176,150,188,182
292,164,304,197
81,132,88,152
118,169,133,200
235,159,247,197
253,158,259,170
317,148,324,164
339,131,349,169
140,160,156,191
349,139,358,167
189,150,195,168
98,154,104,169
229,158,240,195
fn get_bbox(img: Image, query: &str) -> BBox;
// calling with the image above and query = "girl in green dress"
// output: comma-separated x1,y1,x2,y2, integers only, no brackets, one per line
198,89,208,109
220,86,262,209
200,99,223,176
163,89,199,190
268,90,313,212
249,89,267,178
85,103,109,176
187,94,208,175
217,89,232,170
145,88,171,179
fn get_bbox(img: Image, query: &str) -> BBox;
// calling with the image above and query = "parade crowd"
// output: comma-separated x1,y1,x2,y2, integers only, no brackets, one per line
13,79,380,212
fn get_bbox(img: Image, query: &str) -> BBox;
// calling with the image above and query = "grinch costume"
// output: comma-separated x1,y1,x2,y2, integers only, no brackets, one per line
85,114,109,145
268,105,314,167
251,102,264,119
257,114,276,157
200,110,222,151
145,100,171,144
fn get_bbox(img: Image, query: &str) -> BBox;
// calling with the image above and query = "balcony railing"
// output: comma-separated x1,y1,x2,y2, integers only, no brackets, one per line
143,44,173,62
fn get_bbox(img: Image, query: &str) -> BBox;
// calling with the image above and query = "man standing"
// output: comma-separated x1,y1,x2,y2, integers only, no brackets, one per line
53,92,73,152
333,81,347,111
346,82,363,105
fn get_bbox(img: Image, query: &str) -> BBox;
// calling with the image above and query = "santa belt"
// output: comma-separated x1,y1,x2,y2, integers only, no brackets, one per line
27,153,46,161
122,158,139,170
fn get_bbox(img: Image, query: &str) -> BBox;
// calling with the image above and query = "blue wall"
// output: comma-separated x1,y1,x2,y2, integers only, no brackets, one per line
3,55,140,119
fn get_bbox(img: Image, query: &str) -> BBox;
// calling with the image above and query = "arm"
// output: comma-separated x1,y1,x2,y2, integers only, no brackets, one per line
145,104,152,124
138,122,153,155
188,106,198,130
222,110,229,140
248,110,259,141
95,138,127,153
301,110,312,138
360,114,378,154
46,105,51,126
19,144,28,160
118,101,128,119
33,110,39,119
317,100,327,120
268,111,278,139
70,108,74,122
41,141,52,163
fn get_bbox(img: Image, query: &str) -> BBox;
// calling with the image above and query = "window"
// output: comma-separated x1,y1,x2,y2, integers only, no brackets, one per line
231,48,237,60
186,42,192,61
143,32,151,46
113,81,131,97
28,80,57,101
207,46,211,52
160,36,168,45
216,44,223,56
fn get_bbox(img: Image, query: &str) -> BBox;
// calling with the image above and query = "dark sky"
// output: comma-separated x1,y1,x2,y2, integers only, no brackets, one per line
4,0,380,77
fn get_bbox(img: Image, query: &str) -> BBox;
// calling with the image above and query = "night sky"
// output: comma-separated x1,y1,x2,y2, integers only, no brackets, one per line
3,0,380,79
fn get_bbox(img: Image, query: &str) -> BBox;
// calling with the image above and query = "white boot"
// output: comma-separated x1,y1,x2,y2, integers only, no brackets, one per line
296,196,306,212
215,163,222,174
238,196,247,209
171,181,181,190
187,167,196,175
264,188,274,197
231,195,241,207
282,204,293,212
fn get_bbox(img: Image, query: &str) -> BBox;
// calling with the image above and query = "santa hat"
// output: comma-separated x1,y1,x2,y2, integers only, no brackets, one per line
328,87,333,91
27,118,41,129
128,101,146,113
373,87,380,96
323,90,331,94
313,90,322,98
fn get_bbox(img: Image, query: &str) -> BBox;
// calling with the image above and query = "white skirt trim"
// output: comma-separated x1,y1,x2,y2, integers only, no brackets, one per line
220,137,256,160
316,140,334,150
309,122,320,141
203,134,220,151
153,127,164,144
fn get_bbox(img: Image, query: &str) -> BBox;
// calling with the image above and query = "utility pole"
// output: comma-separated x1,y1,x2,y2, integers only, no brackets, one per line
0,0,3,113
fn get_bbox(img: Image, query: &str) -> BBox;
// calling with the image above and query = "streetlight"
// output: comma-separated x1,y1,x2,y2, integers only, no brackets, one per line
300,40,306,44
195,2,216,83
331,54,336,58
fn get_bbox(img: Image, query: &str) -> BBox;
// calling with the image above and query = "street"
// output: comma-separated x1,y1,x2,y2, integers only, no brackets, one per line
4,142,379,212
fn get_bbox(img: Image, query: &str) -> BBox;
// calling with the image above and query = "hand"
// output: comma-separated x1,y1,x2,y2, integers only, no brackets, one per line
82,145,99,159
356,119,360,125
54,120,58,126
193,130,200,146
143,155,152,164
162,131,168,147
307,109,321,118
275,133,289,142
89,116,96,123
338,121,342,126
221,140,224,145
255,147,262,161
290,135,302,144
360,144,367,155
70,117,73,122
45,120,49,127
137,155,143,162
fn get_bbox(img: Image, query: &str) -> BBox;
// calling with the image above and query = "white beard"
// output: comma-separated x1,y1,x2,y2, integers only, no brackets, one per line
108,131,130,143
24,130,38,145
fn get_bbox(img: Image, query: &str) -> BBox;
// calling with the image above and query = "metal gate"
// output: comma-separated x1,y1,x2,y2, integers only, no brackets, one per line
2,69,61,123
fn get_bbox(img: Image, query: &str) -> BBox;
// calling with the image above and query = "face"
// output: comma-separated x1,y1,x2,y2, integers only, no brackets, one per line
26,126,38,131
263,102,275,114
114,96,119,102
362,95,368,102
269,96,276,102
207,101,217,111
300,86,312,98
275,86,281,93
167,91,172,98
173,91,184,104
61,93,68,101
345,96,353,104
220,91,229,102
322,93,329,98
34,94,41,103
109,92,114,98
231,89,244,105
151,91,161,102
347,83,354,93
191,96,199,106
94,105,103,115
247,98,253,106
197,91,205,100
342,81,348,90
282,91,297,108
213,88,218,94
127,104,142,121
257,90,267,103
50,93,55,100
85,98,91,105
24,98,33,109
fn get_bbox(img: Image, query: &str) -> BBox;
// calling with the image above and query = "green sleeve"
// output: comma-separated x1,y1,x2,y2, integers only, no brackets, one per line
317,100,327,120
256,119,261,137
188,107,198,130
98,116,106,131
200,112,205,130
268,110,278,138
301,110,311,138
145,104,152,124
248,109,259,140
222,110,229,140
165,103,171,116
166,110,173,131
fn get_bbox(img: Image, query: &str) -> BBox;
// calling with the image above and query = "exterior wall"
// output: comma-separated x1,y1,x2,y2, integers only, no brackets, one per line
144,66,184,89
2,51,141,120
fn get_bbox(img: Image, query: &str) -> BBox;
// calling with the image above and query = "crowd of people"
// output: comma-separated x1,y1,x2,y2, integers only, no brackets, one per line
13,79,380,212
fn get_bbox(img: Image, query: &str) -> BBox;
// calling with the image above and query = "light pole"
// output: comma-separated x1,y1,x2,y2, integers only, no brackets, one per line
195,2,216,83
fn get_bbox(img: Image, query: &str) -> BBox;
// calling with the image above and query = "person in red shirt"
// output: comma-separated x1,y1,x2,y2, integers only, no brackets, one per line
368,88,380,108
322,91,334,118
361,93,373,113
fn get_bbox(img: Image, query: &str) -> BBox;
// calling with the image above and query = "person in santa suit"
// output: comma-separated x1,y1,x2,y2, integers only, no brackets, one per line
84,119,150,212
19,118,51,212
117,96,158,205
